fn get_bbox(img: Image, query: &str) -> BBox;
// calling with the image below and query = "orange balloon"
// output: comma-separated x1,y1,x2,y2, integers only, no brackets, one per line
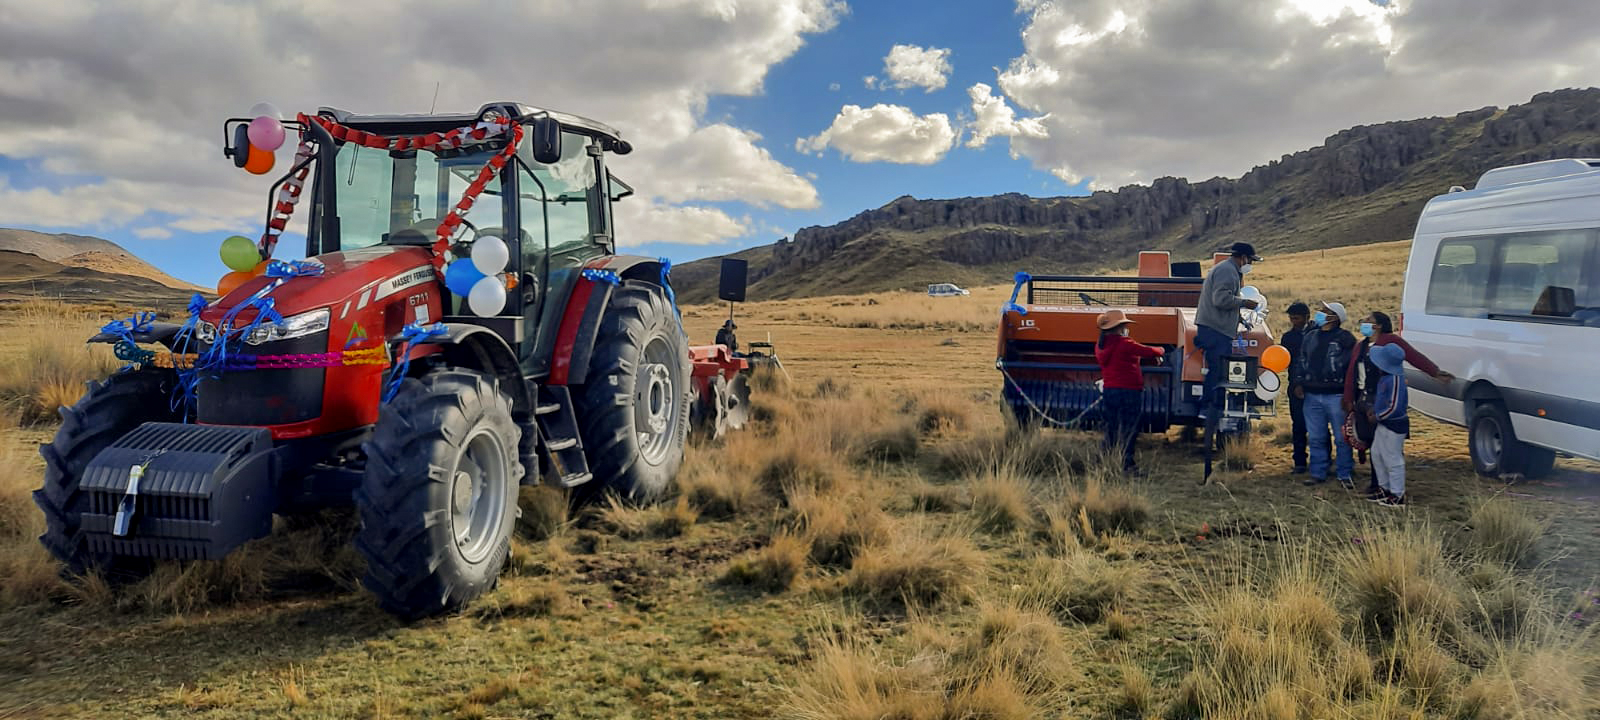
251,260,271,277
217,270,254,297
1260,344,1291,374
243,143,275,175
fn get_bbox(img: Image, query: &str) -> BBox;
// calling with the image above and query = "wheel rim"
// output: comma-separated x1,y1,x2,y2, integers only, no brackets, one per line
634,336,680,465
450,429,509,564
1474,416,1503,469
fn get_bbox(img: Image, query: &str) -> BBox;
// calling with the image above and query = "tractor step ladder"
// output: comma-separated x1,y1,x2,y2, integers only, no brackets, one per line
535,386,592,488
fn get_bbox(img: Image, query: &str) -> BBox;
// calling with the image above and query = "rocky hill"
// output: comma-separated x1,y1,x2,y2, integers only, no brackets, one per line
0,249,198,310
675,88,1600,302
0,228,202,292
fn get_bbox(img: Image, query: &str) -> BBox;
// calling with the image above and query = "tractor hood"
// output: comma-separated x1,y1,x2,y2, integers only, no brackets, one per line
203,246,438,325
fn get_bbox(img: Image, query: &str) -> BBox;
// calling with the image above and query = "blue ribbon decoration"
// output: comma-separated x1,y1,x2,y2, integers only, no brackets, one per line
580,267,620,285
265,259,325,278
1002,270,1031,316
658,256,681,321
100,311,159,371
171,293,209,416
383,322,449,403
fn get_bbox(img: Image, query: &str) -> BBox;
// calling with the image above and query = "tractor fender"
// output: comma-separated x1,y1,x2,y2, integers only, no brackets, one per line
548,255,670,386
427,323,532,415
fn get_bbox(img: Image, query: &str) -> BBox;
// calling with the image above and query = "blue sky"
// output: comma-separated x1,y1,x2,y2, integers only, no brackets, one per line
2,0,1595,289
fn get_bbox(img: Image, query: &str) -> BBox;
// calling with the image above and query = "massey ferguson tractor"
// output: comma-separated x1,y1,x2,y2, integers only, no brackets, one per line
34,102,745,618
997,251,1283,443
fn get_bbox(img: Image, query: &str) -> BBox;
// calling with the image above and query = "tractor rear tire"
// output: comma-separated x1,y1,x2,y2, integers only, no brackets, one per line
356,370,522,620
575,280,690,503
35,369,180,581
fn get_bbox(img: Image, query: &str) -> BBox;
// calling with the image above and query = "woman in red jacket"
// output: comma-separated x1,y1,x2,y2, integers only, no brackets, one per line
1095,310,1165,475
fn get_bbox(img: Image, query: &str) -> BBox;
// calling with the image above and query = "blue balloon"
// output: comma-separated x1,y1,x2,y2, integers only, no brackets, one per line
444,260,485,296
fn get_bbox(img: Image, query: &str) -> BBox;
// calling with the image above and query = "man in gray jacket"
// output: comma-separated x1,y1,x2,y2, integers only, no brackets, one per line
1194,242,1261,417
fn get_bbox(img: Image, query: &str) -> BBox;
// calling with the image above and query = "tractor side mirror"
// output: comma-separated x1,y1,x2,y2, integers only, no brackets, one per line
529,116,562,164
229,123,250,168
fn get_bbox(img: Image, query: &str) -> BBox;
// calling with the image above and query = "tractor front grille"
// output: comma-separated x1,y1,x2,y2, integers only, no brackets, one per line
197,331,327,426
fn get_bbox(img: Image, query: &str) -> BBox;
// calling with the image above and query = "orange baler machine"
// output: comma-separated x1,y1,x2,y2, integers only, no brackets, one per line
997,251,1275,432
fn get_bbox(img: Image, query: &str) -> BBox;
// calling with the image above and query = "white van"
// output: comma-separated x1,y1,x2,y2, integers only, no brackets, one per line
928,283,970,297
1401,158,1600,478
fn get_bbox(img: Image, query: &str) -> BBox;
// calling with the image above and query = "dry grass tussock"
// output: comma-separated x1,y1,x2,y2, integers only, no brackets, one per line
722,532,808,593
802,290,1001,334
968,463,1036,535
596,495,698,540
676,444,764,519
515,485,569,541
1020,549,1142,623
787,486,892,568
845,525,986,612
781,604,1078,719
1175,522,1600,719
937,427,1090,481
1466,498,1547,568
0,431,72,609
0,301,120,425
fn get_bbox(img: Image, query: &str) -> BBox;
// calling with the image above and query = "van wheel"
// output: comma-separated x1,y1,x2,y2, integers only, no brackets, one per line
1469,402,1528,478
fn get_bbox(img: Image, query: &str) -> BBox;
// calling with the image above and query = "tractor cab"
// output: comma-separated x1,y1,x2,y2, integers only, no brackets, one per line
298,103,636,376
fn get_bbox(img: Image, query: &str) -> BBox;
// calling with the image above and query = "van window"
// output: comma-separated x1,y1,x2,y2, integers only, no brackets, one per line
1425,238,1492,317
1489,230,1591,317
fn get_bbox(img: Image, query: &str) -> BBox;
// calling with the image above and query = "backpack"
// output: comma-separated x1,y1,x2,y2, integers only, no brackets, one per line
1343,408,1374,453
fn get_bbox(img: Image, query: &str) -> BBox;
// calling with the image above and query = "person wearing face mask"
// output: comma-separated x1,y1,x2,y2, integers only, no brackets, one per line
1290,301,1358,488
1341,311,1453,496
1194,242,1262,423
1095,309,1165,476
1280,302,1313,474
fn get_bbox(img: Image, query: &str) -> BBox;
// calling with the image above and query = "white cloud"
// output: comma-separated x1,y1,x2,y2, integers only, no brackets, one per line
991,0,1600,189
864,75,879,89
797,104,957,165
828,82,841,91
132,226,173,240
614,201,745,247
965,83,1048,153
0,0,844,251
881,44,953,92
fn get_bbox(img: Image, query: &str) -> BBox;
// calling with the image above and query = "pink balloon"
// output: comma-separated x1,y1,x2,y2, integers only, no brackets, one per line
247,115,285,152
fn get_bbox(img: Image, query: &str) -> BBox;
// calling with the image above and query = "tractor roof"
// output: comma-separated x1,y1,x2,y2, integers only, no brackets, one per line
318,102,624,144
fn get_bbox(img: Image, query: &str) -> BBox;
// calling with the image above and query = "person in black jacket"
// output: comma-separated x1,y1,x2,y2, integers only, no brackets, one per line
1290,301,1357,488
715,320,738,354
1280,302,1312,474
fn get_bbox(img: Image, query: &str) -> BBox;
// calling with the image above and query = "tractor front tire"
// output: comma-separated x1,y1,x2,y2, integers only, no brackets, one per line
35,369,180,580
356,370,522,620
575,280,690,503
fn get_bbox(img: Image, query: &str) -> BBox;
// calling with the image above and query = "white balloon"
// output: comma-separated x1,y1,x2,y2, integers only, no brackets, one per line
248,102,282,121
467,276,506,317
470,234,509,275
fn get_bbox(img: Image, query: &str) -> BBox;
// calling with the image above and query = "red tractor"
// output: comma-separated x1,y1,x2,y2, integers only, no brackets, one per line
34,103,731,618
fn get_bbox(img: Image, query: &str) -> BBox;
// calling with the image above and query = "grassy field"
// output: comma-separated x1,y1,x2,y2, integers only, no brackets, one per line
3,241,1599,719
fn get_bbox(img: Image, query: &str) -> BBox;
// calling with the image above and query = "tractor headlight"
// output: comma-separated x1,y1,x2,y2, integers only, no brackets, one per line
244,309,330,345
195,320,217,344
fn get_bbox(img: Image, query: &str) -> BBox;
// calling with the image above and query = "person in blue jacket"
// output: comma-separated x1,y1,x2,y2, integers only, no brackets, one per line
1366,343,1410,507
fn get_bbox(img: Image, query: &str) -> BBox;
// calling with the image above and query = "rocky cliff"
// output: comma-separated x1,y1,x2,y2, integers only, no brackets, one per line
675,88,1600,302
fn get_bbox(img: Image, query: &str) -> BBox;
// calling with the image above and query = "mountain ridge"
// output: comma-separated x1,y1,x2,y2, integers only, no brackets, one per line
0,228,203,292
673,88,1600,302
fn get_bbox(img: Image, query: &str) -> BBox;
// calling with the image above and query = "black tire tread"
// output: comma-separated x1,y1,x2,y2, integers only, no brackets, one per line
573,280,690,503
355,370,521,620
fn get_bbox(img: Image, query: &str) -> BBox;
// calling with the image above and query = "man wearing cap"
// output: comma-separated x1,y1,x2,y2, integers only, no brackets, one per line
1194,242,1262,419
1095,309,1165,475
1291,301,1358,487
715,319,738,355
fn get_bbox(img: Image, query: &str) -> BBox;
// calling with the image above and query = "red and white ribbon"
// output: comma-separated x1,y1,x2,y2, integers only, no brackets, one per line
259,113,524,273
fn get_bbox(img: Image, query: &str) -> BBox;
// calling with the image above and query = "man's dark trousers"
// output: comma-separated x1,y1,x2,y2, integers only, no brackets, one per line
1195,325,1233,413
1289,391,1308,469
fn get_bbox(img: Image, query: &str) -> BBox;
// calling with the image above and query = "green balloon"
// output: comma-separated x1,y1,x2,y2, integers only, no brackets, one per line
220,235,260,272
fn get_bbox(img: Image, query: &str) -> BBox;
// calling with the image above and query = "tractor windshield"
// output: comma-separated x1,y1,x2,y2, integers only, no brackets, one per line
331,144,507,251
